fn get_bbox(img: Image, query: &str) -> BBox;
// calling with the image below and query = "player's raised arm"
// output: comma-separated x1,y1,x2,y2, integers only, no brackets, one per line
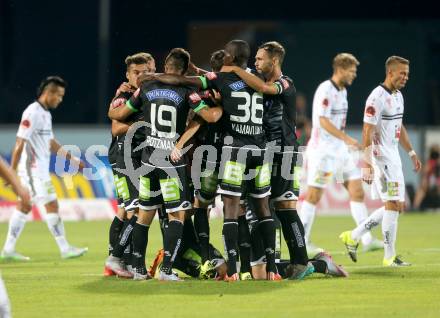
399,124,422,172
108,86,142,121
107,84,133,135
221,65,282,95
137,73,203,88
188,92,223,123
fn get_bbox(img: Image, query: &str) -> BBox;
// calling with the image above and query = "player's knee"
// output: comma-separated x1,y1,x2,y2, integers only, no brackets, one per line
17,200,32,213
350,188,364,202
45,200,58,212
385,201,400,211
305,188,322,204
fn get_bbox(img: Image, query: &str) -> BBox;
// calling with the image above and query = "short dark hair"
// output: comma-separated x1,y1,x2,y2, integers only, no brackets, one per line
259,41,286,65
225,39,250,68
37,76,67,97
210,50,225,72
125,52,154,70
165,48,190,75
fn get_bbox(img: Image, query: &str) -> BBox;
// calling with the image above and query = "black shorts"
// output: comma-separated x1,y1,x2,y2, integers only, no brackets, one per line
138,161,192,213
114,140,141,212
218,146,271,198
109,141,124,207
270,151,300,202
194,158,220,204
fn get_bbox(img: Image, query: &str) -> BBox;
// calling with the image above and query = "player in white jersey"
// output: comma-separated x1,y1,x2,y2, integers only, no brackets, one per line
0,156,32,317
300,53,382,255
340,56,421,266
1,76,88,261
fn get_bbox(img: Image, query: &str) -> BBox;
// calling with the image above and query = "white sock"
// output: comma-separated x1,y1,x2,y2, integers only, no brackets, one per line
299,201,316,243
0,274,11,318
45,213,69,253
2,209,28,253
352,207,385,241
382,210,399,260
350,201,373,245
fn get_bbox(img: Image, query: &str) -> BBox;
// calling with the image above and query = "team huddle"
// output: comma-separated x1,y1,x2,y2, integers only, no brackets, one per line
1,39,421,282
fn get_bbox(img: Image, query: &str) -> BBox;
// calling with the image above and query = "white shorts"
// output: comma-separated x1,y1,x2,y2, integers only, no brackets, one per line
17,170,57,205
371,162,405,202
305,147,361,188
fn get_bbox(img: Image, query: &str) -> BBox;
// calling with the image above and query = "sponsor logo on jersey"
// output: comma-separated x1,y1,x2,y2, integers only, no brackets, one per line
206,72,217,80
229,80,247,91
365,105,376,117
322,98,329,107
21,119,31,128
189,92,202,103
146,89,183,105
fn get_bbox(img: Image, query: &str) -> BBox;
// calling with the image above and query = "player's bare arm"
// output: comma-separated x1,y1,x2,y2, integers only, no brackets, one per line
170,116,204,162
50,139,85,170
0,156,31,205
108,82,135,123
137,73,203,88
196,105,223,123
188,62,208,75
362,122,375,184
399,124,422,172
108,102,134,121
111,120,131,136
319,116,360,149
221,65,280,95
10,137,26,171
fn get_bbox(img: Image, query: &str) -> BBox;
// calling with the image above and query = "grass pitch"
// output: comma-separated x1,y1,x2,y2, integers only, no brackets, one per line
1,213,440,318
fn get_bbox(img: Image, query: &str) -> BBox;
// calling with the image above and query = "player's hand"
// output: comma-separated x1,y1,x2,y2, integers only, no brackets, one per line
411,154,422,173
362,164,374,185
116,82,134,96
210,89,222,105
344,135,361,150
188,62,201,75
71,158,86,172
170,146,182,163
15,185,31,207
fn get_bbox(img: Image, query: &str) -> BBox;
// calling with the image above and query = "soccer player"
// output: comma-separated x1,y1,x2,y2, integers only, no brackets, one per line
142,40,279,281
1,76,88,260
108,48,222,280
340,56,421,266
0,273,10,318
221,41,314,279
298,53,382,255
148,208,227,280
105,52,156,277
0,157,30,316
170,49,226,278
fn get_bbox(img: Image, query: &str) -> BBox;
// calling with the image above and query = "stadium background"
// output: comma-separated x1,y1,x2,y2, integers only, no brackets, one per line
1,0,440,220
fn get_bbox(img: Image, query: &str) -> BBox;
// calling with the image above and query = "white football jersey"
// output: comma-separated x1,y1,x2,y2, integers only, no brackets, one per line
363,84,404,165
16,101,54,176
308,79,348,152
